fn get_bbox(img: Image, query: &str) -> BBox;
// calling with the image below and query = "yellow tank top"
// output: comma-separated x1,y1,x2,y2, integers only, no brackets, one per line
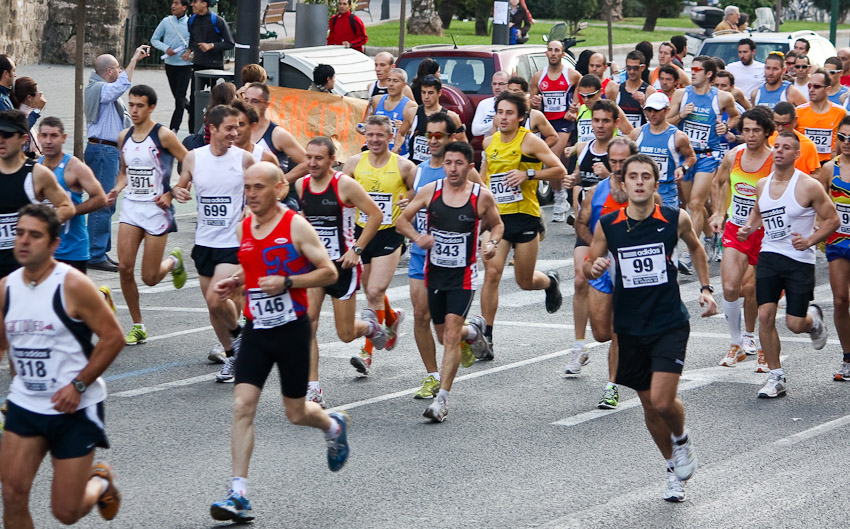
354,152,408,229
484,127,544,217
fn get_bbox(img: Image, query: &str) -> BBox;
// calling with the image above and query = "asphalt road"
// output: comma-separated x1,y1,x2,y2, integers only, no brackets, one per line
1,198,848,528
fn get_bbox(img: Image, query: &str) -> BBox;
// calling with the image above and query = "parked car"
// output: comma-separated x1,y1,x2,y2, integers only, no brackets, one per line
696,30,837,67
261,45,377,98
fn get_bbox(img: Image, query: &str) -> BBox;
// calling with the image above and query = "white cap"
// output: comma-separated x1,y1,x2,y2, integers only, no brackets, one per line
644,92,670,110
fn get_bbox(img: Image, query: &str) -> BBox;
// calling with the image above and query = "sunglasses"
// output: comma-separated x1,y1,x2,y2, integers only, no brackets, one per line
625,65,642,71
579,89,601,98
691,66,703,73
795,65,809,69
808,83,826,89
0,130,18,139
774,120,793,128
425,132,447,139
786,61,796,65
838,133,850,143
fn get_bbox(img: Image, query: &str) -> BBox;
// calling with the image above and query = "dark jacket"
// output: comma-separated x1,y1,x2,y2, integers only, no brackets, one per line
510,5,531,36
188,13,235,69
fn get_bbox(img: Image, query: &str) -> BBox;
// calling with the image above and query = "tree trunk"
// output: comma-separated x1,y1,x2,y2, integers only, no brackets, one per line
610,0,623,21
408,0,444,35
437,0,456,29
643,3,661,32
474,0,490,36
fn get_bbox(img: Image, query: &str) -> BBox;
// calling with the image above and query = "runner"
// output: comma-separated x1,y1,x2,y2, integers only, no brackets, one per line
500,76,559,146
824,57,849,105
709,106,775,369
585,153,717,503
369,68,416,156
112,85,188,346
342,114,416,375
650,42,690,89
796,68,847,165
737,131,838,398
792,54,812,101
657,65,682,103
396,74,464,165
209,162,350,524
713,70,747,161
231,100,281,164
573,75,632,147
480,91,567,355
364,52,415,119
0,204,124,526
587,51,619,101
617,51,656,131
751,51,806,108
297,136,387,407
768,102,821,176
396,141,502,422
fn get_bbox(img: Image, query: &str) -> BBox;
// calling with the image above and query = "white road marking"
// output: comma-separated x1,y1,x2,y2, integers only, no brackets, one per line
115,305,211,313
112,374,212,397
145,325,213,342
774,413,850,447
138,279,201,294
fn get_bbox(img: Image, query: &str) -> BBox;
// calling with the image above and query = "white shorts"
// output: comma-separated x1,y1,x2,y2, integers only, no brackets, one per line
119,198,176,236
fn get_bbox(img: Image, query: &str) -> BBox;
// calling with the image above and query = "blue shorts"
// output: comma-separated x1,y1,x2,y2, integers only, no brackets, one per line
658,181,679,209
589,269,613,294
550,118,575,134
4,400,109,459
408,250,426,280
684,152,720,182
826,244,850,262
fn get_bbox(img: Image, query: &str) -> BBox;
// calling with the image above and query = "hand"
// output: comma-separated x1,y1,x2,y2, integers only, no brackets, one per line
181,50,192,61
258,275,286,295
531,94,543,110
565,109,577,121
51,384,82,414
154,192,172,210
415,234,434,250
563,173,575,187
699,291,718,317
564,145,576,159
339,249,359,269
481,240,497,260
504,169,528,187
679,102,695,119
214,276,240,300
590,257,611,279
725,131,736,143
791,232,811,251
198,42,214,52
173,185,192,203
343,41,351,47
133,45,151,61
592,162,610,178
32,92,46,110
106,189,118,207
737,224,753,241
715,120,728,136
633,90,646,106
674,166,684,182
166,47,177,56
709,214,724,234
397,197,410,210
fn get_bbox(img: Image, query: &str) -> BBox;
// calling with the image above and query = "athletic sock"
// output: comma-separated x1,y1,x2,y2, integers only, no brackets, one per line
308,381,320,392
383,296,396,326
844,352,850,363
229,325,242,338
437,388,449,402
225,348,235,358
92,476,110,498
485,325,493,338
231,477,248,496
364,310,386,354
573,339,586,351
133,323,146,331
428,371,441,381
465,324,479,342
168,254,179,270
323,417,341,440
723,298,743,346
809,314,821,333
671,429,689,445
606,382,616,389
770,368,785,377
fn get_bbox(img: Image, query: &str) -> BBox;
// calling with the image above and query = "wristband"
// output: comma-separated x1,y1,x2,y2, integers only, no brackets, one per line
700,285,714,294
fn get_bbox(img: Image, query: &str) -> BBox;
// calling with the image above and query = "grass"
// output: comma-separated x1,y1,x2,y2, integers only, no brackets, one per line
617,16,850,32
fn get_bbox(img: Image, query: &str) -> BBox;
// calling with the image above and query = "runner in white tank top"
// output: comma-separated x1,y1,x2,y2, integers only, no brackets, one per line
232,100,279,166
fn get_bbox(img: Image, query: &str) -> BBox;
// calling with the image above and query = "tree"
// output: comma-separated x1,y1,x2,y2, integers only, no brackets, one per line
563,0,598,35
408,0,444,35
642,0,683,32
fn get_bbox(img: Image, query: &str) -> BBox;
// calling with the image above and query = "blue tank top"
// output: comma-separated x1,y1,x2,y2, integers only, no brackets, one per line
589,177,611,233
680,85,721,152
39,154,89,261
635,123,680,184
375,94,412,155
828,85,849,105
718,102,745,157
753,81,790,109
410,163,446,255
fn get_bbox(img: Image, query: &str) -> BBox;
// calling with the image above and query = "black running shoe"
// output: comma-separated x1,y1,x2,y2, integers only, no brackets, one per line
544,270,563,314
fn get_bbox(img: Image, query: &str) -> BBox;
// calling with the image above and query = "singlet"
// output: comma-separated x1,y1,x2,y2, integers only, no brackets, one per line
251,143,264,162
353,152,408,230
410,163,447,255
425,179,481,291
369,81,389,99
256,122,291,171
407,106,448,164
38,155,88,262
5,263,104,415
679,85,721,152
718,102,746,157
483,127,543,217
576,140,610,188
616,81,650,129
828,85,849,105
537,70,570,121
758,169,816,264
795,79,810,102
588,177,627,235
300,172,356,261
192,145,245,249
635,124,680,184
120,124,174,203
795,101,847,161
827,158,850,249
238,208,312,326
0,159,38,272
374,94,412,155
726,145,774,227
599,204,689,336
753,80,790,109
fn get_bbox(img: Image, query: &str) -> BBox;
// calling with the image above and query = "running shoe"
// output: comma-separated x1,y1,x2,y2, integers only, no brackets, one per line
210,489,254,523
758,373,787,398
552,210,566,223
552,193,566,223
384,308,405,351
169,247,186,289
361,308,387,350
216,355,236,383
544,270,563,314
742,333,759,356
98,285,116,314
703,235,716,263
714,234,723,262
466,315,489,359
461,341,475,368
671,435,698,481
481,334,495,361
91,462,121,520
563,348,590,375
306,386,327,409
663,470,686,503
125,325,147,345
677,253,693,275
808,304,828,350
718,345,746,367
414,375,441,399
208,343,226,364
350,348,372,375
598,385,619,409
424,395,448,423
754,349,769,373
326,411,351,472
835,362,850,381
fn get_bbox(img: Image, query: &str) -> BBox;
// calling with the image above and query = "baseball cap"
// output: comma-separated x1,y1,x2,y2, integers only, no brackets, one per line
0,117,28,135
644,92,670,111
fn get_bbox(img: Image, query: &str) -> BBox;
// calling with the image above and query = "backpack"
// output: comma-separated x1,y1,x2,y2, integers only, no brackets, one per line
330,12,358,36
188,12,221,35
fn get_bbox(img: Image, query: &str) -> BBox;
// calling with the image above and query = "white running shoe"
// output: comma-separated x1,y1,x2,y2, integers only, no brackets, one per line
758,373,787,398
423,396,448,423
671,435,698,481
306,386,327,409
835,362,850,381
563,348,589,375
361,308,387,350
216,355,236,383
808,304,828,350
742,334,758,355
663,471,686,502
754,350,769,373
719,345,746,367
208,342,226,364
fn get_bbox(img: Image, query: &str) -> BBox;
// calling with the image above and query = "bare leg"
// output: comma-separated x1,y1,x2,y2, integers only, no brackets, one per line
481,240,511,326
573,246,590,342
138,231,173,287
362,250,401,311
512,237,550,291
49,451,100,524
307,287,327,383
410,278,438,373
742,266,758,333
687,171,715,238
117,223,145,324
637,371,687,459
433,314,466,391
758,303,781,370
231,383,262,478
1,431,48,529
830,259,850,352
201,263,241,351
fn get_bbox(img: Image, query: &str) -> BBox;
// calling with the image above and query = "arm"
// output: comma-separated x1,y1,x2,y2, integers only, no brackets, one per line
733,87,751,110
504,134,566,188
817,160,834,192
583,220,610,280
273,127,309,183
709,148,735,233
394,103,418,151
350,16,368,48
477,189,504,260
159,126,189,164
738,179,765,240
616,108,634,135
213,18,236,51
172,150,195,203
676,131,697,181
64,158,107,215
722,91,741,132
604,81,619,101
123,45,150,83
338,176,382,268
787,85,806,106
258,214,338,293
395,183,435,244
32,165,75,223
796,177,839,249
342,153,361,177
574,185,596,245
667,89,686,125
533,110,558,147
151,19,171,54
679,209,718,316
472,100,495,137
529,71,543,110
467,167,483,185
676,66,691,87
112,130,129,202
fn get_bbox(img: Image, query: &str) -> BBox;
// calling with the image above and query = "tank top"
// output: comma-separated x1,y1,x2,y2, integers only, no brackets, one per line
483,127,543,217
588,177,627,234
795,102,847,161
600,204,689,336
718,102,746,157
575,105,595,144
635,123,680,184
5,263,105,414
353,152,408,229
300,172,356,261
827,158,850,248
616,81,650,129
38,154,88,261
537,70,570,121
680,86,721,152
425,179,480,291
256,122,291,171
374,94,412,155
753,81,790,109
576,140,610,188
370,81,389,99
726,145,773,227
758,169,816,264
828,85,849,105
251,143,264,162
192,145,245,248
408,106,448,164
410,163,446,255
238,209,312,326
120,124,174,203
0,159,38,272
795,79,810,102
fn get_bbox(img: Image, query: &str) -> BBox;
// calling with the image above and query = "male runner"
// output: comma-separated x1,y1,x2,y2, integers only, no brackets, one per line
231,100,281,164
585,154,717,502
709,106,775,368
364,52,415,118
796,68,847,165
792,54,812,101
769,102,820,175
824,57,849,105
573,75,632,147
650,42,690,89
396,74,464,165
397,141,502,422
657,65,681,103
751,52,806,108
481,91,567,354
738,131,838,398
369,68,416,156
503,76,558,146
618,51,656,131
587,51,619,101
112,85,188,345
297,136,386,407
713,70,748,161
0,204,124,527
209,162,349,523
342,115,416,375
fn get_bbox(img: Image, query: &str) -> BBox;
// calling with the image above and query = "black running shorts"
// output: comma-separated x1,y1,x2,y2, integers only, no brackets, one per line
354,225,406,264
756,251,815,317
4,400,109,459
191,245,239,278
427,288,475,325
235,316,311,398
616,323,690,392
501,213,541,244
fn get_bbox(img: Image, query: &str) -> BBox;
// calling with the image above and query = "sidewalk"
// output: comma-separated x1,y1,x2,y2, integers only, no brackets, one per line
260,0,410,41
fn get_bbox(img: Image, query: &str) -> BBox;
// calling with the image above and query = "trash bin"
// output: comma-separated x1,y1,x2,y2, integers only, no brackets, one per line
192,69,236,132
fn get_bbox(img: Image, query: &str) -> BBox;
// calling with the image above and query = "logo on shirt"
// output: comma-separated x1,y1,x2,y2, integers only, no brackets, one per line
274,237,289,244
734,182,756,196
6,320,55,335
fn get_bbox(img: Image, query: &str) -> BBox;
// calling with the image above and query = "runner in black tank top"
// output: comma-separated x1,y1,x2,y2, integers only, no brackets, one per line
0,159,38,276
617,81,650,129
407,105,448,165
425,179,480,290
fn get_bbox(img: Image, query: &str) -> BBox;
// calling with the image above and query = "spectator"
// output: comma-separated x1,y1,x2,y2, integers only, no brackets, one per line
509,0,531,45
725,38,764,97
151,0,192,133
715,5,740,33
236,63,268,98
411,58,439,104
838,47,850,86
183,0,235,130
738,12,749,32
203,81,237,142
471,71,509,137
309,64,336,93
327,0,368,53
635,41,654,84
0,55,14,111
12,76,46,155
670,35,687,68
84,45,149,272
794,38,810,56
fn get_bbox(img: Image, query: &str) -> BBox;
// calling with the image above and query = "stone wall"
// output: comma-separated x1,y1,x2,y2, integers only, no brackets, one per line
0,0,49,64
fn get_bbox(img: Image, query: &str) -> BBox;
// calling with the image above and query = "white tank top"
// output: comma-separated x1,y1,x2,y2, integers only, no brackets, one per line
121,125,173,203
193,145,245,248
252,144,264,162
5,263,106,414
795,79,811,102
758,169,816,264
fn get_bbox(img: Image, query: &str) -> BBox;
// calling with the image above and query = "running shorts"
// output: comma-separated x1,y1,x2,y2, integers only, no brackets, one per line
756,251,815,317
354,225,406,265
616,322,690,392
722,222,763,267
427,288,475,325
118,199,177,236
235,316,311,398
501,213,542,244
192,245,239,277
4,400,109,459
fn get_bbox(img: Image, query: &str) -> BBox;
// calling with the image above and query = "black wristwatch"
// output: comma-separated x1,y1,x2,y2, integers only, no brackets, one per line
283,276,293,292
526,169,536,180
352,245,363,256
700,285,714,294
72,378,87,393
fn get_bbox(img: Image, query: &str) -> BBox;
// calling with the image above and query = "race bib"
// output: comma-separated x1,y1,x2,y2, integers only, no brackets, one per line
489,172,523,204
0,213,17,250
248,288,296,329
199,196,231,227
429,229,467,268
414,209,428,234
13,347,55,393
762,206,791,240
127,166,155,196
578,119,594,143
618,242,668,288
837,203,850,235
625,113,642,130
683,121,711,148
730,194,755,226
316,226,341,260
544,91,567,113
359,192,394,225
805,128,832,154
412,135,431,162
650,154,670,182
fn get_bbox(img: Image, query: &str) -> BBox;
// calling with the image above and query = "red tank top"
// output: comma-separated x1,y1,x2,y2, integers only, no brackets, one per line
239,208,312,325
537,71,570,121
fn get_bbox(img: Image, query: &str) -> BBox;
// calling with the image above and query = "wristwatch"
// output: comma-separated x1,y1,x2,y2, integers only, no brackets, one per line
283,276,293,292
352,245,363,256
700,285,714,294
682,164,690,174
526,169,536,180
72,378,87,393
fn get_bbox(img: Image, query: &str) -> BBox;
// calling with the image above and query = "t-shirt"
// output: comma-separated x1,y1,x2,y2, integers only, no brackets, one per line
725,60,766,98
768,129,821,175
